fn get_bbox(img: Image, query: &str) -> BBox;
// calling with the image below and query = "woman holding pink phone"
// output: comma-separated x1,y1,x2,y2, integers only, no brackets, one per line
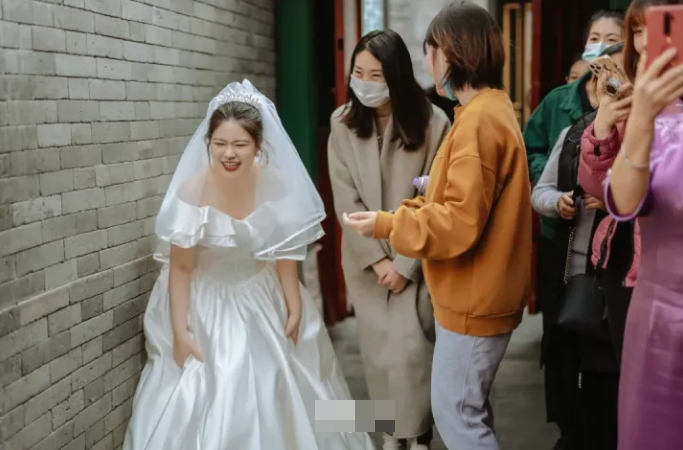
603,3,683,448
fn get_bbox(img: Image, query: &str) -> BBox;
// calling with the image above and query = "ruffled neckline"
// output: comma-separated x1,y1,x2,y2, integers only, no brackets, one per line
157,197,250,250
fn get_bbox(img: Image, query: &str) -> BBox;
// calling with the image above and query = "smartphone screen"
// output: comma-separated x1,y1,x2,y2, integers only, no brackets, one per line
646,6,683,69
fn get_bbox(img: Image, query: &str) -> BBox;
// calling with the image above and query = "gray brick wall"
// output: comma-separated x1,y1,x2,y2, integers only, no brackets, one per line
0,1,275,449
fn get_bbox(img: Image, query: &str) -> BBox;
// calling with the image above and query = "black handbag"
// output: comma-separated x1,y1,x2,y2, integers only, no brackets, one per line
555,225,607,339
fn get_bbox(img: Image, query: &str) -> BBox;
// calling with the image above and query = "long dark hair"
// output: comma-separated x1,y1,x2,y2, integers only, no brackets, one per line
341,30,432,150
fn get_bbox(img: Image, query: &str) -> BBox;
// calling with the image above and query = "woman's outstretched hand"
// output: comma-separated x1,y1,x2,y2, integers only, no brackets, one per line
173,331,203,368
342,211,378,238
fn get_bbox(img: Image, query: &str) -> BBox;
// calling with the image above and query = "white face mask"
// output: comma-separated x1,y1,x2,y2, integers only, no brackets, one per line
350,77,390,108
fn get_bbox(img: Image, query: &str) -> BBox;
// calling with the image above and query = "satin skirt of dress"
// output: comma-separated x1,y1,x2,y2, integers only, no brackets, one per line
618,277,683,450
122,263,375,450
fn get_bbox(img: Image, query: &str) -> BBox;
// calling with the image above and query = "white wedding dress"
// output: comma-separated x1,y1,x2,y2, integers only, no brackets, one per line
122,212,375,450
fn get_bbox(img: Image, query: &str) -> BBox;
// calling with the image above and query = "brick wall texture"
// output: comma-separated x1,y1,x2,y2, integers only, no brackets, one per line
0,1,275,449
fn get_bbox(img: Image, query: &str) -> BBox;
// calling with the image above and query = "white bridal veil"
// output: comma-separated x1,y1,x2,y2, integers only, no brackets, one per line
154,80,326,261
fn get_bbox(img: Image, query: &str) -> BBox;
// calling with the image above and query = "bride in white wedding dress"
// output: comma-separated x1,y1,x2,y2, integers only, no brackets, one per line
122,81,375,450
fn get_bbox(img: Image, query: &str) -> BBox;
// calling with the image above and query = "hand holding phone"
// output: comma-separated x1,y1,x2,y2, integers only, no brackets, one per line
557,186,583,221
629,6,683,122
589,56,630,98
571,185,585,206
646,6,683,70
557,193,577,221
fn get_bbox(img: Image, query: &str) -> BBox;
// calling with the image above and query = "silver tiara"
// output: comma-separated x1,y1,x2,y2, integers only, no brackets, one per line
208,83,264,114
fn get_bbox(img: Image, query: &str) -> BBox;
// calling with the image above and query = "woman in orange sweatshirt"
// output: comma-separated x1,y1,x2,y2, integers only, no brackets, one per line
343,3,532,449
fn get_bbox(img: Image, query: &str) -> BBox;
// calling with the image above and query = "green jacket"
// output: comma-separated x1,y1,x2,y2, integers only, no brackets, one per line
523,72,591,239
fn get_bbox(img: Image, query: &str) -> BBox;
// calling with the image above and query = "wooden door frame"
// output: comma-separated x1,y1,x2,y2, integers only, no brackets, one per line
327,0,362,321
335,0,347,106
502,2,525,125
530,0,542,109
316,0,355,326
355,0,362,40
529,0,543,314
334,0,348,321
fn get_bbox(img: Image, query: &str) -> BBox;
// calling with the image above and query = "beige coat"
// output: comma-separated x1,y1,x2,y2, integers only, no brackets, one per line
327,105,450,438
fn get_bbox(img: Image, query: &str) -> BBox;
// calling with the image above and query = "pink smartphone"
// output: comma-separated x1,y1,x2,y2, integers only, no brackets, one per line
646,5,683,70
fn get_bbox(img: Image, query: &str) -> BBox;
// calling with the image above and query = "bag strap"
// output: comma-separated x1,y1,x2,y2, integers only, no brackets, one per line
563,226,576,285
596,219,617,270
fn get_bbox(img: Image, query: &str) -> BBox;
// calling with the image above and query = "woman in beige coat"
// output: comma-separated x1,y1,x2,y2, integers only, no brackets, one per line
328,30,450,450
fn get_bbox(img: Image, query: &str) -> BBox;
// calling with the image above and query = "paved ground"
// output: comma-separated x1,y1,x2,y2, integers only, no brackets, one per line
328,311,558,450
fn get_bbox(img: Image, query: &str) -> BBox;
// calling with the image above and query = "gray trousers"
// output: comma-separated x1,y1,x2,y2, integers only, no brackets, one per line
431,321,511,450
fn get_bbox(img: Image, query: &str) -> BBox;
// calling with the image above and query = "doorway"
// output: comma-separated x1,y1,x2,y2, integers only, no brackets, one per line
313,0,349,326
502,1,534,127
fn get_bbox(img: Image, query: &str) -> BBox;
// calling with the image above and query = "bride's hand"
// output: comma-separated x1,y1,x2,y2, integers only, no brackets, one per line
285,311,301,345
173,332,203,368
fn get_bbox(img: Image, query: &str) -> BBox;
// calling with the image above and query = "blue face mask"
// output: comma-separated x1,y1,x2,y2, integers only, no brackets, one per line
438,54,458,101
582,42,609,62
440,74,458,101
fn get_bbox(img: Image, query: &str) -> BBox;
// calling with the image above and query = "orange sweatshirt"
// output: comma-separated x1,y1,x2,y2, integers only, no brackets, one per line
374,89,532,337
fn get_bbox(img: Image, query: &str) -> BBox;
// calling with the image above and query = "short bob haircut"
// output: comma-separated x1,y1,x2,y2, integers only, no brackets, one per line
623,0,682,81
341,29,432,150
425,1,505,91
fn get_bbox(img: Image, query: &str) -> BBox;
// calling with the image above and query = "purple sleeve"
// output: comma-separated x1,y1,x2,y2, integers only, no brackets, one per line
606,106,683,220
604,170,653,221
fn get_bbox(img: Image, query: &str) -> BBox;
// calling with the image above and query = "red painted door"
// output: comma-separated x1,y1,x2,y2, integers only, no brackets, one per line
315,0,350,326
333,0,348,322
528,0,542,314
526,0,611,314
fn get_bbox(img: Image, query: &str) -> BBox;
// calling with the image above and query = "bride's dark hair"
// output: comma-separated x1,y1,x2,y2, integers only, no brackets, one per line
206,101,264,148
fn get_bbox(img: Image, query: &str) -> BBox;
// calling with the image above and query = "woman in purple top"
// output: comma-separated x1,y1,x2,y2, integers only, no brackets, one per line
605,46,683,450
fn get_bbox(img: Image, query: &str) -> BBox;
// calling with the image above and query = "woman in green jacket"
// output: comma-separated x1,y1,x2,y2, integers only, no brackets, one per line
525,10,624,190
522,9,624,450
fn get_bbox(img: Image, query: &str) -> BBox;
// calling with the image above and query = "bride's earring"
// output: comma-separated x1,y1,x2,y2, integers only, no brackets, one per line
256,149,269,167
